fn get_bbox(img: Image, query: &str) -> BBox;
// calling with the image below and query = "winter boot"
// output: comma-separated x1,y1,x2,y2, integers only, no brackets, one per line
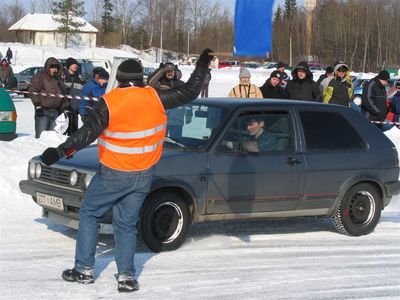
117,279,139,293
62,268,94,284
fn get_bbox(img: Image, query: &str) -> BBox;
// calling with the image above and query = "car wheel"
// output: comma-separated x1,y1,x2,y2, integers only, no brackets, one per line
353,95,362,106
332,183,381,236
140,192,191,252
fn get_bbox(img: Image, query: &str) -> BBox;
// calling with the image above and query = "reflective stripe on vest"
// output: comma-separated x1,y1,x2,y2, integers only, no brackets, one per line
98,131,165,154
102,123,166,139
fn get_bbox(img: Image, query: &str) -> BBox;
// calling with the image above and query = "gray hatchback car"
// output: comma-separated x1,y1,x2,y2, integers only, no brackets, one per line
19,99,400,252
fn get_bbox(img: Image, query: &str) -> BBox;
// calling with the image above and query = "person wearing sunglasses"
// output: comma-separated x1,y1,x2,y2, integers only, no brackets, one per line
323,61,353,107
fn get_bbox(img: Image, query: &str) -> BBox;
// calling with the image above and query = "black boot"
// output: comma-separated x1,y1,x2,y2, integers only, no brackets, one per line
118,279,139,293
62,268,94,284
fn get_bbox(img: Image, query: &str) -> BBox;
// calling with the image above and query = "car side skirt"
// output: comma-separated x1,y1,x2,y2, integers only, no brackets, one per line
197,208,329,222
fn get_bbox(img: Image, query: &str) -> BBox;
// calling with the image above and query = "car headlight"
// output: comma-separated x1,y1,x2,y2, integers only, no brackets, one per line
70,170,78,186
29,162,36,178
0,111,15,122
84,173,93,189
35,164,42,178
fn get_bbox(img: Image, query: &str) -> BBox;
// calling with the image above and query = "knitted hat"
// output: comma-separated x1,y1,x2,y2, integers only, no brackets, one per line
98,69,109,80
239,67,251,79
270,70,282,81
66,57,78,69
116,59,143,82
377,70,390,81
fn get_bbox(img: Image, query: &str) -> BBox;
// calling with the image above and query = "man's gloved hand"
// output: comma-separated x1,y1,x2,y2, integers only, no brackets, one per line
35,106,44,117
41,147,65,165
197,48,214,67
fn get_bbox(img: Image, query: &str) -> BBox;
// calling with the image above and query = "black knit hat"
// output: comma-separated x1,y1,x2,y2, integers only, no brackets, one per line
270,70,283,81
66,57,78,69
377,70,390,81
116,59,143,82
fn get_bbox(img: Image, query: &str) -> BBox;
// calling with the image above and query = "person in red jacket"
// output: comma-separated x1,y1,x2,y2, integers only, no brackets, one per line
40,49,214,293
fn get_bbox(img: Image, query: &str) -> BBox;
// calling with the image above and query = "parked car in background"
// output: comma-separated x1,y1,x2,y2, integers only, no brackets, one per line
307,62,324,70
19,98,400,252
229,60,241,67
218,60,231,68
263,62,291,70
0,88,17,141
243,61,262,69
59,58,112,80
14,66,43,97
143,66,155,82
262,62,277,69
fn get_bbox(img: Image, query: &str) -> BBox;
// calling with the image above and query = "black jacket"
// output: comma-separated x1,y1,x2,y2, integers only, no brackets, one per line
60,63,207,153
361,77,388,122
259,79,287,99
286,62,321,101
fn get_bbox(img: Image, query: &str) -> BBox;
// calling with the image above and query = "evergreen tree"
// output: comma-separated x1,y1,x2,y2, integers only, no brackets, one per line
274,5,283,22
102,0,115,33
284,0,297,21
52,0,86,49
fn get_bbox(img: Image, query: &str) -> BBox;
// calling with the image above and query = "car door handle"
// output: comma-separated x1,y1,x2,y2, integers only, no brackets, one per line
286,157,302,165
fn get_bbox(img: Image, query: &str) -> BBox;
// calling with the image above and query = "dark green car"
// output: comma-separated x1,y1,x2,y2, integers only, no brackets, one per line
0,88,17,141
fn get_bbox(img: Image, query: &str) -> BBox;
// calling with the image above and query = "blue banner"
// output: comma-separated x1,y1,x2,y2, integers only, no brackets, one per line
234,0,275,57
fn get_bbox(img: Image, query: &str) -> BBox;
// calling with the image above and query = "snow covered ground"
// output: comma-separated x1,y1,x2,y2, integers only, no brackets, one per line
0,43,399,299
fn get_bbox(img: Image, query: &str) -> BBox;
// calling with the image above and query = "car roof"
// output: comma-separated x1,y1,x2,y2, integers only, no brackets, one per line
192,98,330,109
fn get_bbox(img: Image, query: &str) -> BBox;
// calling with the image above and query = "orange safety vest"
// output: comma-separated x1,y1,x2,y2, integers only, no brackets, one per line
98,86,167,171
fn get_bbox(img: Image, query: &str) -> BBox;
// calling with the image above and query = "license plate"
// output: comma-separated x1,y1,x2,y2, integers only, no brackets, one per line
36,192,64,211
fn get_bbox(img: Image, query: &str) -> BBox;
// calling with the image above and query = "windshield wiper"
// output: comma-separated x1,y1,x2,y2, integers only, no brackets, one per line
164,137,187,149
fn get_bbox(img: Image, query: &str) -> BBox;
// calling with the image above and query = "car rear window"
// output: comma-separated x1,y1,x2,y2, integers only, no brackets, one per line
300,111,365,150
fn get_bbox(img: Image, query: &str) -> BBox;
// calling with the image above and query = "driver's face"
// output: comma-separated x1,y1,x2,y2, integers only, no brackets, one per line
247,120,264,136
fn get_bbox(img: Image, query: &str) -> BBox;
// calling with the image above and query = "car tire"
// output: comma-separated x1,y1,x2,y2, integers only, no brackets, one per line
332,183,381,236
140,192,191,252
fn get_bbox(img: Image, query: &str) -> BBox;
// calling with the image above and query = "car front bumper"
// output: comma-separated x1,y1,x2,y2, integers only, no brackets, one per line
0,132,17,141
19,179,113,232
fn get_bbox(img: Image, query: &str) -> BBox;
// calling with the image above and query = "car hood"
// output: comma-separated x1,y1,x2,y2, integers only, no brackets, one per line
34,144,206,175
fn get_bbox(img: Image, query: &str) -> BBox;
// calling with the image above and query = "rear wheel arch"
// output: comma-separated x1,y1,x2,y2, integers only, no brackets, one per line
331,179,384,216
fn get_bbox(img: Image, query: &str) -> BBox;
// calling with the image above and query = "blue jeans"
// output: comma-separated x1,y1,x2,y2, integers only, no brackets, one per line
74,164,154,279
34,109,59,138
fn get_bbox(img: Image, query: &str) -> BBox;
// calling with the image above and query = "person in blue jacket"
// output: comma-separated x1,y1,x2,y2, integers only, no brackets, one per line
79,68,109,123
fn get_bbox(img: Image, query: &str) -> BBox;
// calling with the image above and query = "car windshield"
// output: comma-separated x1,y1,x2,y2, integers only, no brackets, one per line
165,104,226,151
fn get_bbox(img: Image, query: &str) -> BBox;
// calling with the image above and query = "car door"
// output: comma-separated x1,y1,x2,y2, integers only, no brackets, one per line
297,110,368,211
206,109,306,215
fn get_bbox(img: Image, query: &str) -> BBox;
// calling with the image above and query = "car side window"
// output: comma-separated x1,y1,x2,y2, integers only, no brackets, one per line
218,112,293,153
300,111,365,150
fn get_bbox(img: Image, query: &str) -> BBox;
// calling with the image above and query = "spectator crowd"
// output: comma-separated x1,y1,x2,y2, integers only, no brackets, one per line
1,49,396,138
